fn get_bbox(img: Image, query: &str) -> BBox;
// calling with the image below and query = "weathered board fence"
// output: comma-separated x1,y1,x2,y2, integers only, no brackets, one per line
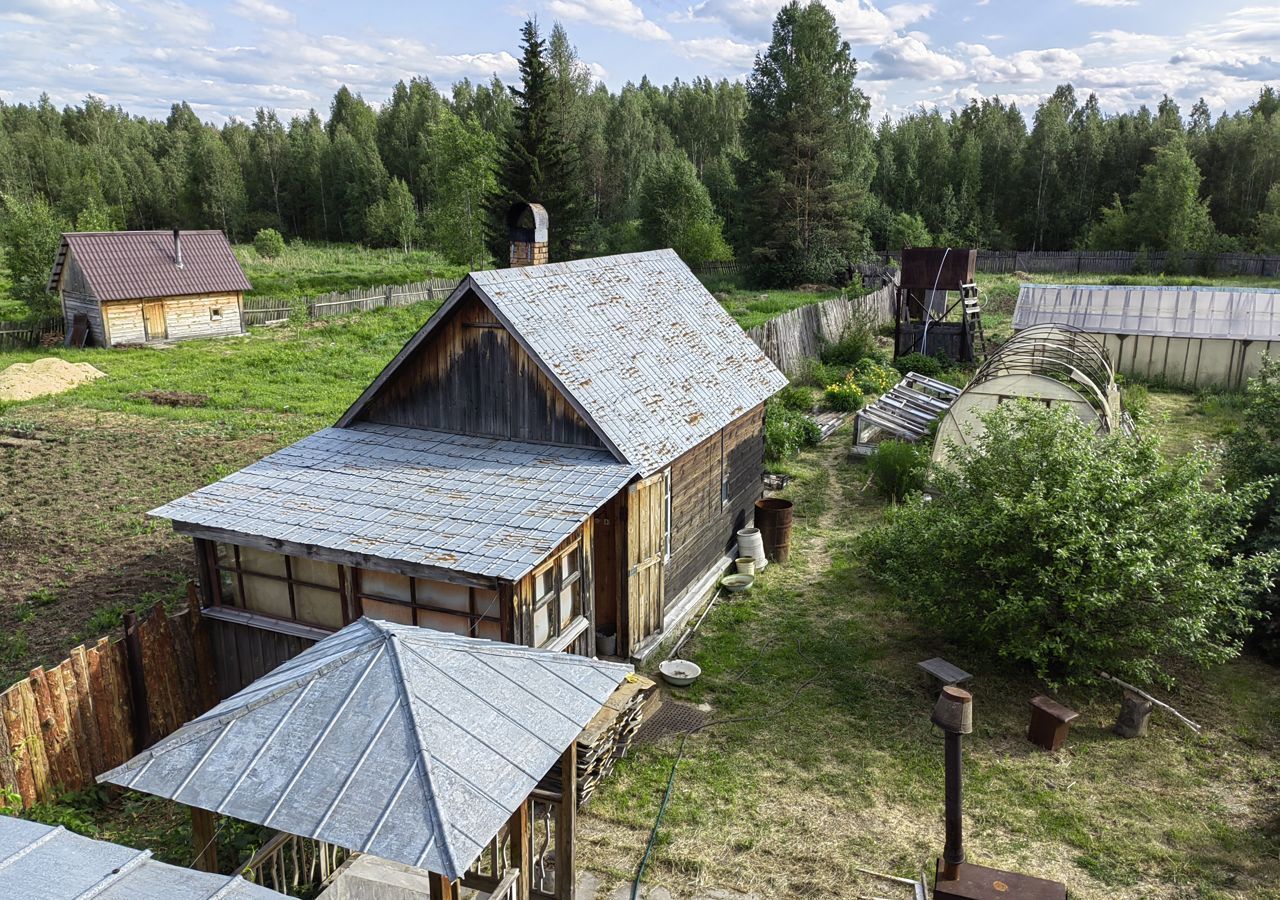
877,249,1280,277
241,277,461,326
746,285,894,376
0,592,218,809
0,316,64,350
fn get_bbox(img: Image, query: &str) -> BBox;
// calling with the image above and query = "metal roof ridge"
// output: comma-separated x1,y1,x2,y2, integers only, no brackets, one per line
381,624,464,879
77,844,153,899
0,822,65,871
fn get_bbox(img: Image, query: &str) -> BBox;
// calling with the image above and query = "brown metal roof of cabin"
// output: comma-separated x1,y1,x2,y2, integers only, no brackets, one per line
48,230,252,301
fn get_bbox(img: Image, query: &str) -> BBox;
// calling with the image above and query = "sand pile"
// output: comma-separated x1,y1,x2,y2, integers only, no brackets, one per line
0,357,106,401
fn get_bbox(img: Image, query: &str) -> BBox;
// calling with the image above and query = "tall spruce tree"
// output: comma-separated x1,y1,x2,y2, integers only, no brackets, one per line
488,19,589,261
736,1,873,286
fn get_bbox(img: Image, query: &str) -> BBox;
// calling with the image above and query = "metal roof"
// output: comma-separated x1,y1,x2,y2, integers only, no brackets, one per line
342,249,788,475
150,422,636,582
99,619,633,881
0,814,286,899
1014,283,1280,342
48,231,252,302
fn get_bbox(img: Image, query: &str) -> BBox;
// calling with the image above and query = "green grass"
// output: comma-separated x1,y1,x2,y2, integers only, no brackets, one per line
581,431,1280,899
233,241,469,304
701,272,855,330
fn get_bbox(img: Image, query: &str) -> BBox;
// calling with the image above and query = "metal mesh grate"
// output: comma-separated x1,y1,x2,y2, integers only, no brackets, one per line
633,700,711,744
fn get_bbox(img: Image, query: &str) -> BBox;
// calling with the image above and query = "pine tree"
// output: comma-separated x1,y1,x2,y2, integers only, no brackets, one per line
488,19,589,261
736,1,873,286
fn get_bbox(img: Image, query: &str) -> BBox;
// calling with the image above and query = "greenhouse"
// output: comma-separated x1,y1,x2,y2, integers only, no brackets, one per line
931,324,1129,466
1013,284,1280,389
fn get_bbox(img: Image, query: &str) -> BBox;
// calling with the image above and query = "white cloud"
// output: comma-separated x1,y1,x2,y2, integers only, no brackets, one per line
1074,0,1139,6
229,0,293,25
677,37,760,69
685,0,932,43
867,33,966,81
547,0,671,40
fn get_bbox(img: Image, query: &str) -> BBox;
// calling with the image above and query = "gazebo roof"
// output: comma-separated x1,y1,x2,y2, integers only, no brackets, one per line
99,619,632,880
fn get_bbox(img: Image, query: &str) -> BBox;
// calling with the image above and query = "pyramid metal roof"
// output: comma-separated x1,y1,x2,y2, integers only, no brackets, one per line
98,619,633,881
0,814,286,899
340,249,788,475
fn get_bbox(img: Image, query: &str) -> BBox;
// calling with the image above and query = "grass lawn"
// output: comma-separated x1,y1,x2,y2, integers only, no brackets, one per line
580,419,1280,899
700,272,853,330
233,241,469,303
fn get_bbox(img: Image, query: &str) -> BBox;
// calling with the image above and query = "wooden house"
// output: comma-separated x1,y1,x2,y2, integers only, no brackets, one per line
48,230,251,346
153,209,786,688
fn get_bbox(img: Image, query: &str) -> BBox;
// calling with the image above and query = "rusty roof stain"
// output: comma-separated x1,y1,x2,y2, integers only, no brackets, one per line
49,230,252,302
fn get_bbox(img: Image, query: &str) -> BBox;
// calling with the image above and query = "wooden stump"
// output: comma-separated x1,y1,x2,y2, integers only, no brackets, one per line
1114,689,1152,738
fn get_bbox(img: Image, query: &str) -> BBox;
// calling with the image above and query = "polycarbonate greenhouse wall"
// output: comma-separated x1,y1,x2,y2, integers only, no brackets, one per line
1013,284,1280,389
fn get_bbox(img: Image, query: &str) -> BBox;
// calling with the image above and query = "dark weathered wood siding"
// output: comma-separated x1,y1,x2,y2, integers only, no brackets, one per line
357,291,605,446
663,405,765,607
511,519,595,656
59,254,106,345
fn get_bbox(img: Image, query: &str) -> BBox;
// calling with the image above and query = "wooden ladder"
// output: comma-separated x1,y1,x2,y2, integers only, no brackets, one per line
961,283,987,362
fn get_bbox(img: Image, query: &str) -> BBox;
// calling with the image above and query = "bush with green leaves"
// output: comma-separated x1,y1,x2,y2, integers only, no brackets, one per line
891,351,949,380
866,439,928,502
819,319,880,367
1225,354,1280,657
764,400,821,462
775,383,817,412
253,227,286,259
852,358,898,395
823,374,865,411
861,401,1278,687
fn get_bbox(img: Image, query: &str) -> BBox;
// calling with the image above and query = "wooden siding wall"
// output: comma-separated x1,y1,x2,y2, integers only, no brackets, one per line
511,520,595,656
206,616,317,699
102,292,243,345
359,292,605,447
60,254,106,345
664,406,765,607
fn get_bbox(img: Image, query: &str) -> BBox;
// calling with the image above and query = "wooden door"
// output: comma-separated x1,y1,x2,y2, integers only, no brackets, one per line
624,472,666,656
143,301,167,341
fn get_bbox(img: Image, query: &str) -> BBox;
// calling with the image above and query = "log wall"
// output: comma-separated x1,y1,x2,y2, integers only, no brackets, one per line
0,594,218,809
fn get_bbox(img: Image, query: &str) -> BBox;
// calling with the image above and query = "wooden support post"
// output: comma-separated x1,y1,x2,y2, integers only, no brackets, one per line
190,806,218,873
556,743,577,900
122,610,151,750
429,872,460,900
509,799,532,900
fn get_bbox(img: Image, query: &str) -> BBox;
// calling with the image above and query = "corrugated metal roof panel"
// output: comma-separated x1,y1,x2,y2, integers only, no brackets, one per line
0,814,286,898
99,620,633,881
54,231,252,302
1014,283,1280,341
469,249,788,474
150,423,636,581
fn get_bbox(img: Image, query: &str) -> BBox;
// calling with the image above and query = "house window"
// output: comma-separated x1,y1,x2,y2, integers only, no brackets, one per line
210,307,223,321
533,542,583,647
214,544,345,629
355,568,501,640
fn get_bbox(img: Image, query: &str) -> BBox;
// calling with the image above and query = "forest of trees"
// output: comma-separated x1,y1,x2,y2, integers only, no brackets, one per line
1,1,1278,308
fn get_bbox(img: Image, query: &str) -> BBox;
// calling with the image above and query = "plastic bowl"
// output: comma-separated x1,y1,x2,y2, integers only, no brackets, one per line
720,574,755,593
659,659,702,687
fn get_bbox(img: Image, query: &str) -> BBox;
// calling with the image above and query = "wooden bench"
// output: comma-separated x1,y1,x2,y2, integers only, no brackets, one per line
918,657,973,690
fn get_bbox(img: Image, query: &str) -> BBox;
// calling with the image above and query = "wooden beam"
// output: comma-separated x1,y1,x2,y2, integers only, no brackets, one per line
509,798,532,900
190,806,218,873
429,872,460,900
556,743,576,900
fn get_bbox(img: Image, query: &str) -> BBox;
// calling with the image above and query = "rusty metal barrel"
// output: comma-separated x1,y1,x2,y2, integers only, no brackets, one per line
754,498,794,564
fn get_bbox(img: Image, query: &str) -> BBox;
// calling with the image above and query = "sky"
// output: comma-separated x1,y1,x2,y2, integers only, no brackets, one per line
0,0,1277,125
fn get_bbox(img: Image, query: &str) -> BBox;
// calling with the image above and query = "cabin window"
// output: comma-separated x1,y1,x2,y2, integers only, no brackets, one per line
214,544,344,629
533,542,583,647
355,568,500,640
210,307,223,321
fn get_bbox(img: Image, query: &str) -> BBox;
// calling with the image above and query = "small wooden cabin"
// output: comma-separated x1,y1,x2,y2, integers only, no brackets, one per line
48,230,251,346
154,218,785,689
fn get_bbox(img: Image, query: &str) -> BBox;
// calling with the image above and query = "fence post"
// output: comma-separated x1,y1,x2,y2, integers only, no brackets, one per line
122,610,152,751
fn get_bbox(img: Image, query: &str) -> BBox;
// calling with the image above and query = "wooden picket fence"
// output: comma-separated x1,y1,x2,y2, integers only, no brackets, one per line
746,284,894,376
242,277,461,326
0,591,218,809
0,316,64,350
876,249,1280,277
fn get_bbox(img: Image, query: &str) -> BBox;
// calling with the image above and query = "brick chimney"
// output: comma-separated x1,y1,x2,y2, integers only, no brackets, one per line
507,202,549,267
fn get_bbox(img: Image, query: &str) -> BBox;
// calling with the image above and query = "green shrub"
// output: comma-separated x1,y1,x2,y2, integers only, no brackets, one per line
775,384,817,412
862,401,1278,687
819,319,879,367
867,440,928,502
891,351,948,380
823,374,865,411
1123,383,1150,423
253,227,286,259
853,358,898,395
764,400,821,462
